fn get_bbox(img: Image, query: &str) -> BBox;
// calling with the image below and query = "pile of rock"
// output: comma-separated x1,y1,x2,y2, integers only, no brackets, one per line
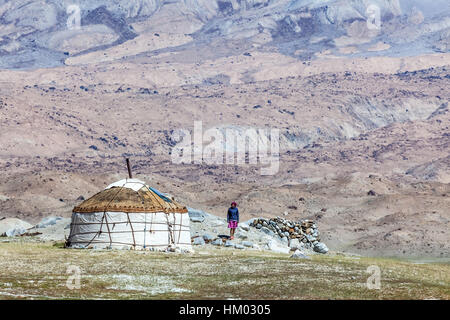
191,234,255,250
0,218,33,237
188,207,328,255
0,216,71,241
249,217,329,254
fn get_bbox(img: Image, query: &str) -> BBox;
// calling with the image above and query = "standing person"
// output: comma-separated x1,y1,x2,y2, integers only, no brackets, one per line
227,202,239,240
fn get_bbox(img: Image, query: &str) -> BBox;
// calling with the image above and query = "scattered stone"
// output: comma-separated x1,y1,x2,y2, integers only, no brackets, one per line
252,243,261,250
290,249,310,259
242,241,254,248
192,237,206,246
225,240,234,247
190,216,205,223
211,238,223,246
202,234,214,242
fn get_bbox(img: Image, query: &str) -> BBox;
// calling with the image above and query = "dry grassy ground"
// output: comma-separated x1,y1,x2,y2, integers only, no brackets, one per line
0,241,448,300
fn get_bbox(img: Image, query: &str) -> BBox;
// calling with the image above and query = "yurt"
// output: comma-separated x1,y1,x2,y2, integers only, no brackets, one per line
66,178,192,251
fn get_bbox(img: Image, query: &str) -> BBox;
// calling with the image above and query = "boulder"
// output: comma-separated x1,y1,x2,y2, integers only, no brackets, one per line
289,238,301,250
252,243,262,250
188,207,208,217
237,232,248,240
225,240,234,247
188,208,208,222
211,220,225,227
266,239,290,254
211,238,223,246
193,237,206,245
290,249,311,259
234,244,245,249
241,241,254,248
239,224,250,232
260,226,275,236
313,242,329,254
202,234,214,242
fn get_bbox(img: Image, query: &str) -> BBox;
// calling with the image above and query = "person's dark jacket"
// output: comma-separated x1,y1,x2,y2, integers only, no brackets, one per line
227,207,239,222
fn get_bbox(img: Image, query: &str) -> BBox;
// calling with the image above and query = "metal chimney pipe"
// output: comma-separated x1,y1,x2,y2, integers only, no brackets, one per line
126,158,132,179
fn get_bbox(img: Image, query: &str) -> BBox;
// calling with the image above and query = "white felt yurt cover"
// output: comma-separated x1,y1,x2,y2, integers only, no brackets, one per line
66,179,191,251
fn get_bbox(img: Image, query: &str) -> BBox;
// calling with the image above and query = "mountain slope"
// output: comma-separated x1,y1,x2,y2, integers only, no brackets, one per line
0,0,449,69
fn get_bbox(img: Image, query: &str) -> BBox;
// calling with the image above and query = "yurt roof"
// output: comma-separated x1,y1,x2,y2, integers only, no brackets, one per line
73,179,188,214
